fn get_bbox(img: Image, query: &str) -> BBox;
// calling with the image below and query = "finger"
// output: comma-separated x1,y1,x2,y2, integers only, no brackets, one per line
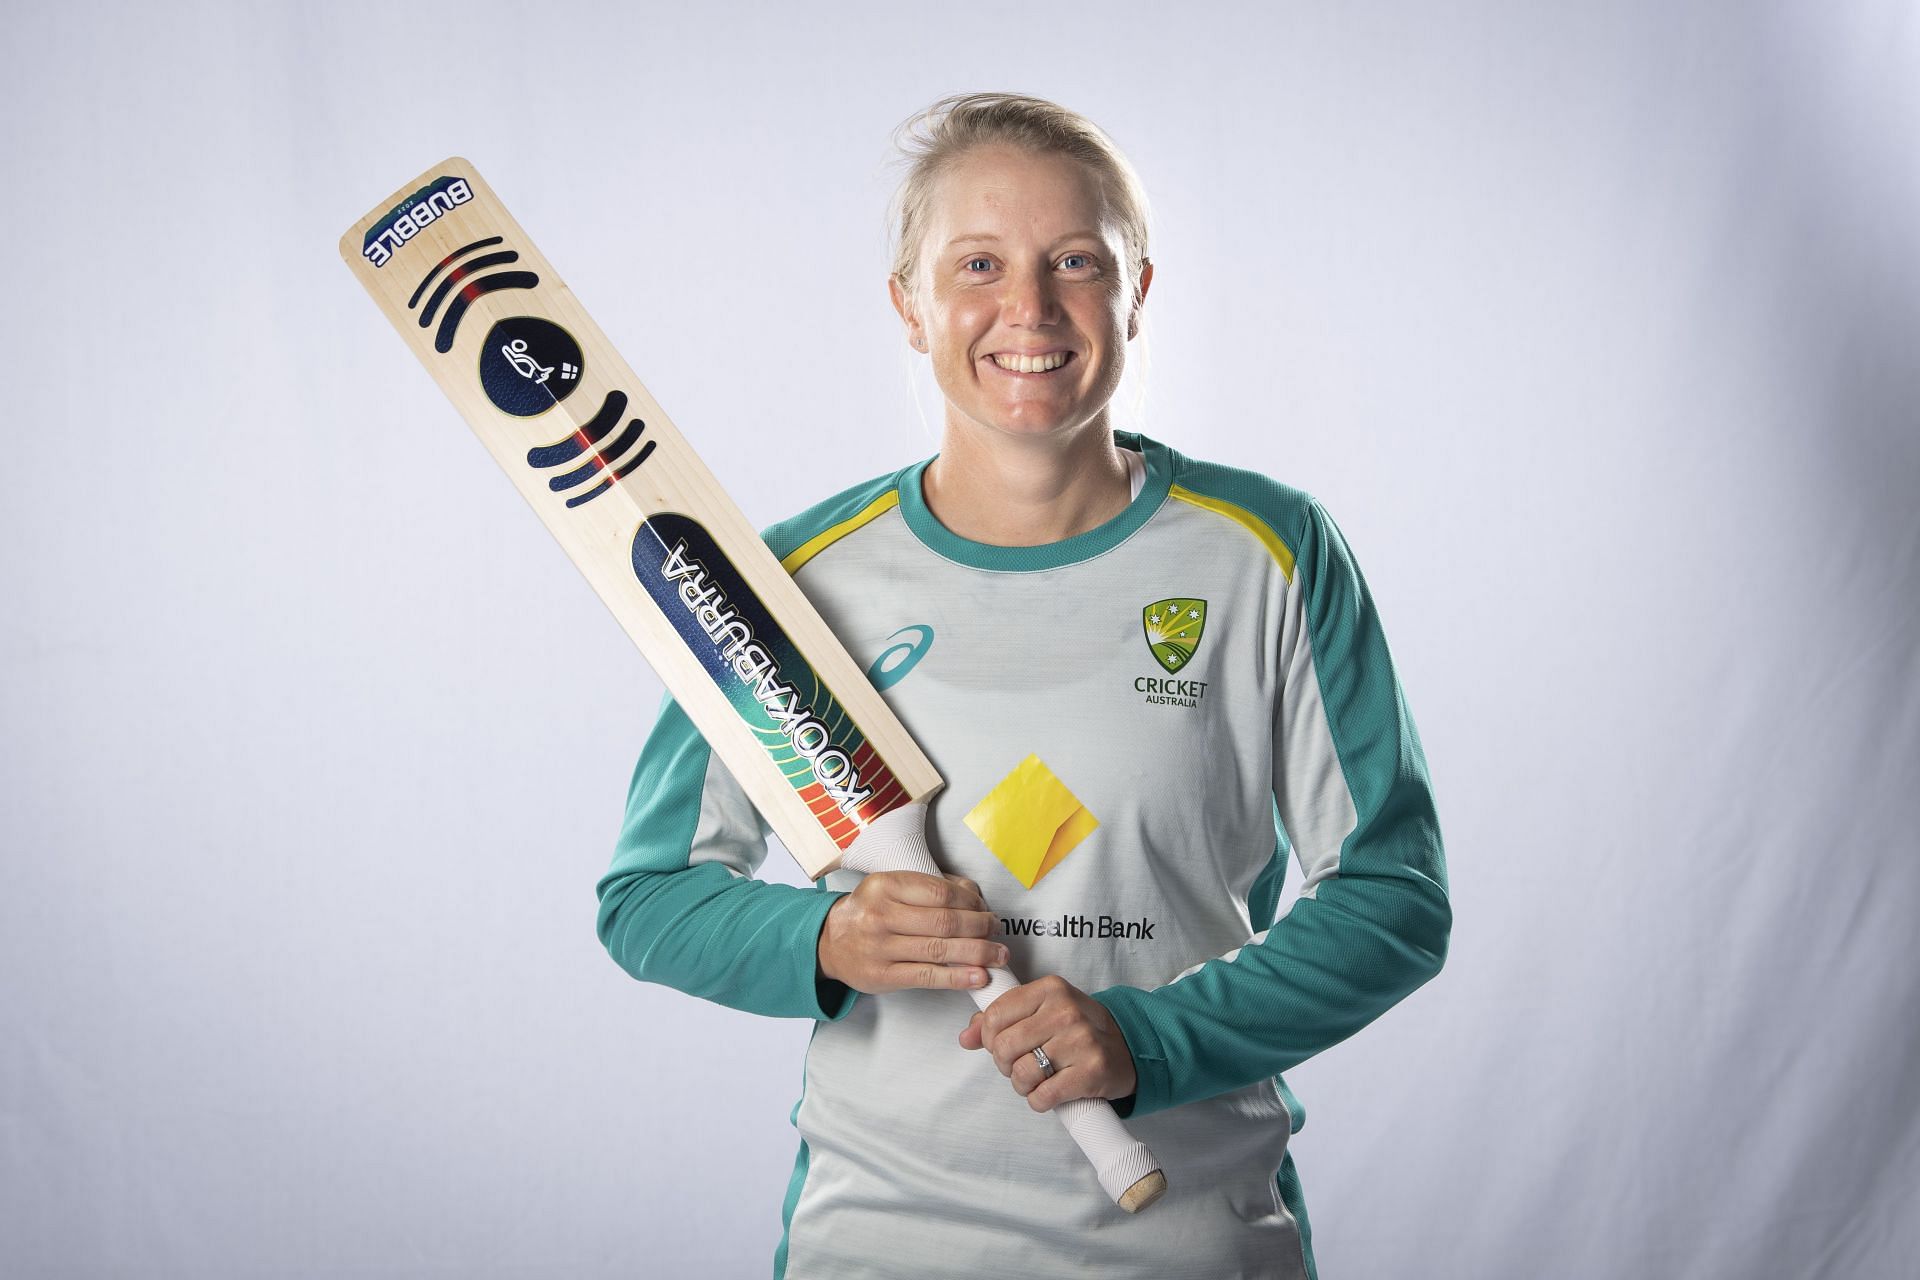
881,871,986,911
978,993,1046,1058
989,1011,1055,1077
857,871,945,911
897,933,1008,970
1025,1063,1083,1114
958,1012,984,1049
978,986,1053,1055
889,961,991,992
1010,1045,1051,1097
889,902,1000,942
941,873,986,905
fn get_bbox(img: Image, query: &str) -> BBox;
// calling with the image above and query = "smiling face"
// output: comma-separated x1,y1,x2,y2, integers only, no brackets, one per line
890,145,1150,446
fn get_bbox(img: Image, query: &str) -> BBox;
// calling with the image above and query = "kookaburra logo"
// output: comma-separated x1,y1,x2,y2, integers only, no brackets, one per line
500,337,577,386
659,539,874,814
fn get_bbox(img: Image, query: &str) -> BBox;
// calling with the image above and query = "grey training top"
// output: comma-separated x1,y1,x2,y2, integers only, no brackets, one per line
596,429,1451,1279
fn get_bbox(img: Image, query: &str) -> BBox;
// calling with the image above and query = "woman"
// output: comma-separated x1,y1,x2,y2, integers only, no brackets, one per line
597,92,1450,1280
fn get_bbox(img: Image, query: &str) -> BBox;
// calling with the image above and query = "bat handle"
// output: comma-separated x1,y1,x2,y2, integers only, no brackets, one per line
838,803,1169,1214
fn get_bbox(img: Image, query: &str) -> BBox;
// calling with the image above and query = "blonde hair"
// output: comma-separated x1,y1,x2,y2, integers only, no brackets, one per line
886,92,1152,304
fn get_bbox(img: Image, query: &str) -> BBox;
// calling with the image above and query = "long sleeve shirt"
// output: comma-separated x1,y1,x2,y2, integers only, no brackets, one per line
596,429,1450,1279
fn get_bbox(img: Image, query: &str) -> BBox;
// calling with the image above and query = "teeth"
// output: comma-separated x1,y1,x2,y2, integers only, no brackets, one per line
991,351,1069,373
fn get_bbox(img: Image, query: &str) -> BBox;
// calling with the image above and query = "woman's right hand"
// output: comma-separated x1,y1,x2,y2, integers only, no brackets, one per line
817,871,1008,995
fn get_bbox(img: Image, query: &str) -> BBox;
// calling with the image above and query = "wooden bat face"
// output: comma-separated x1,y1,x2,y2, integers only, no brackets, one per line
339,159,941,877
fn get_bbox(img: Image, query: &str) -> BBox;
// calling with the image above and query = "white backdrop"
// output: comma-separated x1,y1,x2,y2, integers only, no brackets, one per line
4,2,1917,1276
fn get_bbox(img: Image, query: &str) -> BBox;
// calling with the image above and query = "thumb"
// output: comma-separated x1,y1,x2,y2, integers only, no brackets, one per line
957,1010,984,1050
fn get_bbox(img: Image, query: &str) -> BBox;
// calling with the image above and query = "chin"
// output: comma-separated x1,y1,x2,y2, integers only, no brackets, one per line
982,413,1105,442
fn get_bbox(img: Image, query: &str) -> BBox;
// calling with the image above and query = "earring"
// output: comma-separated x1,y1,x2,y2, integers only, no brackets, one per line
913,336,926,350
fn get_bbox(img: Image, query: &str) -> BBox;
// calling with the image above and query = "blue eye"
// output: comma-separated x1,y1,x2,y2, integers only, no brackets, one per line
966,257,993,272
1060,253,1093,270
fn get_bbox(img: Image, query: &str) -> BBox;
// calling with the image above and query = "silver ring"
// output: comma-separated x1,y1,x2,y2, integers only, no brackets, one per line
1031,1046,1056,1078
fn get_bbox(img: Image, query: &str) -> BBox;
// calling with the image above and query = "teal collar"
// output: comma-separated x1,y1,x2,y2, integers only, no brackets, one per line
897,430,1173,572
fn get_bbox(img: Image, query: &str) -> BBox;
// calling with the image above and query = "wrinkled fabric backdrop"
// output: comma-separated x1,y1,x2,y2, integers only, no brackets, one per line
3,2,1915,1276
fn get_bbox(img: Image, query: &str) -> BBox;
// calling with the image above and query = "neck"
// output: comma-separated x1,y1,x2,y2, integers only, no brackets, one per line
922,418,1132,548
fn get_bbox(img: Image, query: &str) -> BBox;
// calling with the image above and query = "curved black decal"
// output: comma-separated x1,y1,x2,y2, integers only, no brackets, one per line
407,235,504,309
547,418,646,491
418,251,521,328
526,391,627,467
563,440,656,508
435,271,540,353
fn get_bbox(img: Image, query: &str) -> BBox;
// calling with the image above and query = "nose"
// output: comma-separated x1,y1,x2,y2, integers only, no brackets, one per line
1001,263,1060,328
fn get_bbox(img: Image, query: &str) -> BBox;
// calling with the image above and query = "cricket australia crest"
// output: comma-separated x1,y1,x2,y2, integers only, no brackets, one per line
1142,598,1207,673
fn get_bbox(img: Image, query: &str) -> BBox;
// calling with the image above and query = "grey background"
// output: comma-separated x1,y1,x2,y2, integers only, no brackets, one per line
4,1,1917,1276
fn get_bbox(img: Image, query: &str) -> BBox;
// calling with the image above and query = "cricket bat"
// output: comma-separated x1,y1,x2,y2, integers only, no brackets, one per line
338,158,1166,1213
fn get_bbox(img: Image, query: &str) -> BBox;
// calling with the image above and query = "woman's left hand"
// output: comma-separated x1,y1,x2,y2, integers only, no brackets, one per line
957,974,1137,1113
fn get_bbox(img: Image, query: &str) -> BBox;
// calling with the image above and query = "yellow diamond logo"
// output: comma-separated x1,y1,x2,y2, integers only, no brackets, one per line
963,754,1099,889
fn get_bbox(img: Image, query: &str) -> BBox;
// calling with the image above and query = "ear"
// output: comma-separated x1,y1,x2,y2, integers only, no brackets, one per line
887,274,925,351
1126,258,1154,341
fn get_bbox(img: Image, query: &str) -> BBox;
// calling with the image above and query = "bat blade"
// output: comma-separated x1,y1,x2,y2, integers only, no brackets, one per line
338,158,941,878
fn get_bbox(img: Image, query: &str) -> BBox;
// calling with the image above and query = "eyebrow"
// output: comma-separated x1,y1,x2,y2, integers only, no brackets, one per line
944,230,1105,249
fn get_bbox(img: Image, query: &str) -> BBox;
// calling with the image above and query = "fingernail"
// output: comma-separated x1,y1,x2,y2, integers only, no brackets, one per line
995,948,1009,966
970,970,988,986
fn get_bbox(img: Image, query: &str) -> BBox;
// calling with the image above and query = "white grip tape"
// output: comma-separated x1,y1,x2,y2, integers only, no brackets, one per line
839,803,1165,1208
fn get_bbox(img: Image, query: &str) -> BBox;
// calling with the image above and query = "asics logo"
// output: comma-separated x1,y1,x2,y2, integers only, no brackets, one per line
867,625,934,691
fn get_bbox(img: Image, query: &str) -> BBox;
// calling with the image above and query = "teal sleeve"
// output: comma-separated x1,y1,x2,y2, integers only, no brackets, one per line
1093,497,1451,1118
595,692,860,1022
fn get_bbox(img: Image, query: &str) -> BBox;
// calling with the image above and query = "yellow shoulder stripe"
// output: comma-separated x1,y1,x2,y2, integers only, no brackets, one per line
1167,483,1296,581
780,491,901,574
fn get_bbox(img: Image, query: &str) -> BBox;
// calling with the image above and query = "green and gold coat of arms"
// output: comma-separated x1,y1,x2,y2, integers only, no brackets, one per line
1142,598,1208,673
